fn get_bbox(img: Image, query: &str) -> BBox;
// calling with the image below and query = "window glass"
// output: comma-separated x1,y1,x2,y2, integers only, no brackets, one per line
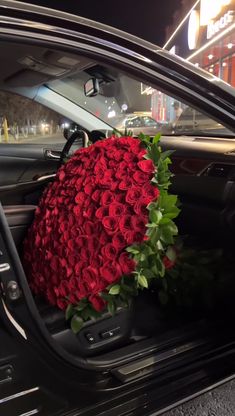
49,71,234,138
0,91,65,145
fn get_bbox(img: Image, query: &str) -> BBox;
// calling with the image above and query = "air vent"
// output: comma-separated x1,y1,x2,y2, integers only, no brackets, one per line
204,163,235,178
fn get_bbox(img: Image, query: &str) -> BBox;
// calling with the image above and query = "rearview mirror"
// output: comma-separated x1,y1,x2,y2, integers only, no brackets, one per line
84,78,100,97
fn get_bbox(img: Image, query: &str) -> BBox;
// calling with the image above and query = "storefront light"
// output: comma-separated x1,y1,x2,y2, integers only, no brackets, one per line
222,62,227,66
227,42,233,48
208,54,214,59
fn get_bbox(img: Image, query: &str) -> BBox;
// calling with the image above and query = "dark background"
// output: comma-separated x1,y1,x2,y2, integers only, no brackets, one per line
16,0,182,45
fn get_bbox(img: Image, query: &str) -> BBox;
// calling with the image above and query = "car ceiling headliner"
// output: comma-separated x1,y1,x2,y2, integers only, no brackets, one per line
0,40,94,91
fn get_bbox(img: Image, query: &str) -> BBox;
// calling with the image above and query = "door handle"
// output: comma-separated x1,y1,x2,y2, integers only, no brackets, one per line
45,149,61,160
0,263,10,273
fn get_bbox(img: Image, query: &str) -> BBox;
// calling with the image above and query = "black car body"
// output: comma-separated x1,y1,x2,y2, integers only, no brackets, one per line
0,1,234,416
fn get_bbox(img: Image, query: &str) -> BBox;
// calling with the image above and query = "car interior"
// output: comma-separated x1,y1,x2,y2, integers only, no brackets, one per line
0,38,235,383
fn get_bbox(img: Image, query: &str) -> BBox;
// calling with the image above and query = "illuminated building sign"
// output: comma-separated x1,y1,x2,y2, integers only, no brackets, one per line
188,10,200,50
207,10,234,39
200,0,232,26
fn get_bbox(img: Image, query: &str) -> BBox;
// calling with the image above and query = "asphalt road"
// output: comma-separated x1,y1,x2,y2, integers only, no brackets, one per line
163,379,235,416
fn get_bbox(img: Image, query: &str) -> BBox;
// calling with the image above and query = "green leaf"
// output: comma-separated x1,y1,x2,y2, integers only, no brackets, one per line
160,149,174,160
126,246,140,254
142,269,155,279
109,284,121,295
74,298,88,312
150,209,162,223
65,304,75,321
152,133,161,144
81,306,100,321
100,292,113,302
138,274,148,288
107,300,116,315
71,314,84,333
159,217,171,225
166,246,177,262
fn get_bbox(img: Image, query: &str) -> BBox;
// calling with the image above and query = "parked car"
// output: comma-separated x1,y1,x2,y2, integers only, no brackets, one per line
0,2,234,416
114,114,166,136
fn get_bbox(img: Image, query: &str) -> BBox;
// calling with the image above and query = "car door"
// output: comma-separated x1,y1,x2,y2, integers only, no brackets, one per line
0,91,66,206
0,3,234,416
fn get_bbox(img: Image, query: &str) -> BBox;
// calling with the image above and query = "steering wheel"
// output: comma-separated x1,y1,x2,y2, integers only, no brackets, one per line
59,130,88,165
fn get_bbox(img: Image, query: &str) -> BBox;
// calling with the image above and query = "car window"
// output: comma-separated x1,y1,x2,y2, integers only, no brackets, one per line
0,39,233,142
0,91,65,145
49,74,234,138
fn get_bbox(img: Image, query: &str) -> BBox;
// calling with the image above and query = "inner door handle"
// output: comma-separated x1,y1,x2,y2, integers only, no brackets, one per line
45,150,61,160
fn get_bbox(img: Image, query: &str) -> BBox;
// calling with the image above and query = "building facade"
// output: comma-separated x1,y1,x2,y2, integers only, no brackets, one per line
164,0,235,87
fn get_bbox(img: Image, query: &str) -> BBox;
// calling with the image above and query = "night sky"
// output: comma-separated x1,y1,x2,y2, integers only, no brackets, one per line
17,0,179,46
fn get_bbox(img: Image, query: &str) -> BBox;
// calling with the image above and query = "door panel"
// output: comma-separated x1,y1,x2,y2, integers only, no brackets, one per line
0,143,60,205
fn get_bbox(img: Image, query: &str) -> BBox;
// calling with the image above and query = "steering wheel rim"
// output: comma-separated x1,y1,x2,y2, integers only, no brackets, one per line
59,130,88,165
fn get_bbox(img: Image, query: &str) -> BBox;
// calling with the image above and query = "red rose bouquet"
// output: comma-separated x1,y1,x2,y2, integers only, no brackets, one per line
23,133,180,332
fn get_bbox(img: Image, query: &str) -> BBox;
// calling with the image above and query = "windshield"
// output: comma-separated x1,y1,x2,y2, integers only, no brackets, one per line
48,66,234,138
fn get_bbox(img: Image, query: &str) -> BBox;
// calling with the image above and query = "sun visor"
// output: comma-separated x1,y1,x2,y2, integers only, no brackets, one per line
4,69,50,87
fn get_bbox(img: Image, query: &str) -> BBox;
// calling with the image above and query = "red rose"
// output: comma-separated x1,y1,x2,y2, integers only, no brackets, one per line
119,252,136,275
112,232,127,250
83,221,97,235
82,267,99,291
84,183,94,196
126,187,142,204
133,170,150,184
114,150,125,161
83,203,96,219
89,294,106,312
163,256,175,270
99,169,114,186
57,298,69,310
118,137,141,150
68,293,80,304
134,200,148,216
102,216,119,235
124,152,137,163
124,230,144,245
67,276,80,291
58,169,66,181
58,280,70,297
91,189,101,203
75,192,86,205
46,288,57,305
137,159,155,173
115,193,126,204
50,256,60,272
109,203,126,217
75,177,83,190
100,262,122,283
87,236,100,255
131,216,147,232
143,184,160,202
75,236,88,249
95,206,109,219
67,255,76,267
81,249,90,262
100,190,114,206
119,178,133,190
73,205,82,217
101,243,118,260
119,215,132,233
99,231,110,245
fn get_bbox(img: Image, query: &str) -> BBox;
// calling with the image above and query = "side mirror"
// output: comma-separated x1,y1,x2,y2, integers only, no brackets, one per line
84,78,100,97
